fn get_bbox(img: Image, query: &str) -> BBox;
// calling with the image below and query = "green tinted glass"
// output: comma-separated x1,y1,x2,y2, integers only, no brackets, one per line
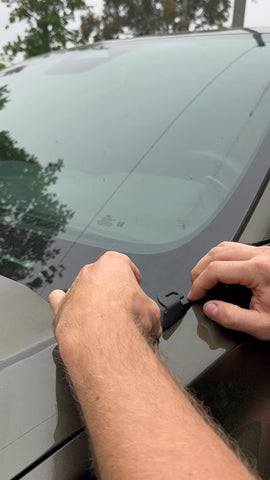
1,35,270,253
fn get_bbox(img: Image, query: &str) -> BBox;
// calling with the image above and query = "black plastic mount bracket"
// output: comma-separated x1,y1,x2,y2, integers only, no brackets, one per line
157,292,191,331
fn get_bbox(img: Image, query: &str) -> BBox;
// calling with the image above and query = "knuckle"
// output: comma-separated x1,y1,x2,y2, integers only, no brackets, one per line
98,251,122,266
79,263,92,277
221,309,236,329
101,251,129,262
102,250,119,259
190,266,198,282
209,242,228,257
217,241,230,248
208,246,219,259
250,256,269,275
207,260,219,274
150,299,161,319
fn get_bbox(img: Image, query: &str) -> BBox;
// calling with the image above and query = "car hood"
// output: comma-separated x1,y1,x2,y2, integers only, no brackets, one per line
0,275,54,370
0,276,83,479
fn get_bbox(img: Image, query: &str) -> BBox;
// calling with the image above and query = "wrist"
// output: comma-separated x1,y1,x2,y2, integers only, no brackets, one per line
57,308,145,375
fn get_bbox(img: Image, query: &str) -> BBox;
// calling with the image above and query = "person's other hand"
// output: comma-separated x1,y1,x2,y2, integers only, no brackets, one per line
49,251,162,351
188,241,270,340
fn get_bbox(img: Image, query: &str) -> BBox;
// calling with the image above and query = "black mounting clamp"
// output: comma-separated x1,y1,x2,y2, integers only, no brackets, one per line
157,292,191,331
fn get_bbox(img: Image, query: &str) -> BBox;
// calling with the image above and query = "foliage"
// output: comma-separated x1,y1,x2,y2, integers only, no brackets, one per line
2,0,87,59
0,85,9,110
2,0,232,56
81,8,102,42
0,51,13,70
197,0,231,28
162,0,179,33
81,0,231,42
0,85,74,289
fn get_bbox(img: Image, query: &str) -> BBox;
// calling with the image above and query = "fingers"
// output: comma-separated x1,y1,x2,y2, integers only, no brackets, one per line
188,260,257,301
189,243,270,340
48,289,66,315
203,301,270,340
191,242,257,283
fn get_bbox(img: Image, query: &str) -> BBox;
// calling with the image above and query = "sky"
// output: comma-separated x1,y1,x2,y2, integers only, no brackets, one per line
0,0,270,59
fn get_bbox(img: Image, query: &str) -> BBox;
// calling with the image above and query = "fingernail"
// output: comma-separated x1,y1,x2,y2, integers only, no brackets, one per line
187,289,192,300
204,302,218,319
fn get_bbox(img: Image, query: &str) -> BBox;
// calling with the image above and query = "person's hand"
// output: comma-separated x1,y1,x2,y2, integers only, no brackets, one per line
188,241,270,340
49,251,162,352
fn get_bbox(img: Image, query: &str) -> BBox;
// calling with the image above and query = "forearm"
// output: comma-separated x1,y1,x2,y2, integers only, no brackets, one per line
59,312,257,480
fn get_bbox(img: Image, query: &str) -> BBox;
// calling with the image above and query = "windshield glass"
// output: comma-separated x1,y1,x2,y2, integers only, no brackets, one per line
1,33,270,255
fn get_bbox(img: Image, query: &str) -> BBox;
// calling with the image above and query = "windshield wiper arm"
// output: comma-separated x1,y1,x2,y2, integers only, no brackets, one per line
251,238,270,247
243,28,265,47
158,283,253,332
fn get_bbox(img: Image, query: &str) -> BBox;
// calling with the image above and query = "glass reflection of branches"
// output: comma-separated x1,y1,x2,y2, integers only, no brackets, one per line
0,85,74,290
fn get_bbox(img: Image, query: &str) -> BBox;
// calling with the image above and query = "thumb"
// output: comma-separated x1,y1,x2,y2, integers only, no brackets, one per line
49,289,66,316
203,301,270,340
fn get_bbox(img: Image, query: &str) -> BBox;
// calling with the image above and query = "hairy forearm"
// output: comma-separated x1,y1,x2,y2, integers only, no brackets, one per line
59,312,257,480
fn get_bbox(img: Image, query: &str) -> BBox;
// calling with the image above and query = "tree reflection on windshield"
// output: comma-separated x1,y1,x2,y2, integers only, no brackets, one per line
0,85,74,290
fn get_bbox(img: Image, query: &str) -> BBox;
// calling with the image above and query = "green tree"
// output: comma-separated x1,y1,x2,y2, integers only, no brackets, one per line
0,85,74,289
98,0,127,40
124,0,162,36
196,0,231,29
81,0,231,42
3,0,87,59
81,8,102,42
162,0,179,33
82,0,162,41
165,0,231,32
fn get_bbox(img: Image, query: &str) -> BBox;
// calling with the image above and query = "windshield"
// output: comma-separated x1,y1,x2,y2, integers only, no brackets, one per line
1,33,270,257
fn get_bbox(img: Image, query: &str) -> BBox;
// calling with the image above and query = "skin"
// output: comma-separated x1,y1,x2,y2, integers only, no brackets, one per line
188,241,270,340
49,251,258,480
